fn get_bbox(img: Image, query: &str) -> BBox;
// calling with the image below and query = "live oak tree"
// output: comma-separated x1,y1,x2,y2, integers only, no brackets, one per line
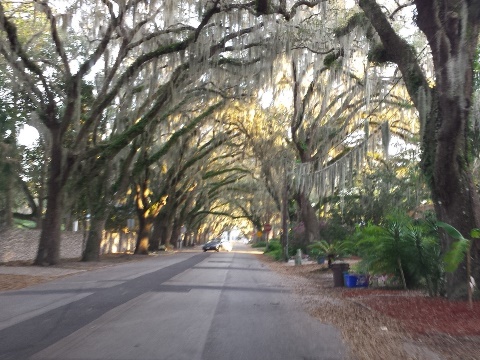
172,112,257,245
263,54,412,248
228,2,416,251
223,99,291,236
289,60,368,244
281,0,479,299
0,0,188,264
354,0,480,299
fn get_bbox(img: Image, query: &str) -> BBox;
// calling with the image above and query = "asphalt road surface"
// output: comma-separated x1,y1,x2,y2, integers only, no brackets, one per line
0,244,346,360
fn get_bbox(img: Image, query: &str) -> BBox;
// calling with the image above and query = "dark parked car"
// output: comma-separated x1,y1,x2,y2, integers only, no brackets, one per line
202,240,221,252
202,239,233,252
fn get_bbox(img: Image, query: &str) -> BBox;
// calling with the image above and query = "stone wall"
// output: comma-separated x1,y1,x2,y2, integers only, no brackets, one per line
0,229,137,263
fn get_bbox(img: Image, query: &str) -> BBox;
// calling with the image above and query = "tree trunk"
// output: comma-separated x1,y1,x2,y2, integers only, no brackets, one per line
35,149,48,229
152,210,173,249
171,219,182,248
150,206,174,250
150,210,173,250
281,172,289,261
294,192,320,244
135,216,152,255
82,217,107,262
36,187,63,265
63,210,73,231
149,226,161,251
3,161,13,228
163,221,174,248
82,164,112,261
416,1,480,300
35,130,66,265
397,257,407,290
1,138,15,229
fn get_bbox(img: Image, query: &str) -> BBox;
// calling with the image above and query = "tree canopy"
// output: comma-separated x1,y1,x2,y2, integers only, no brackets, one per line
2,0,480,300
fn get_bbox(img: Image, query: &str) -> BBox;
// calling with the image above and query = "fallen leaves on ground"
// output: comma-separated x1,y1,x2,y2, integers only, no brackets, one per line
0,274,60,291
258,256,480,360
0,253,149,291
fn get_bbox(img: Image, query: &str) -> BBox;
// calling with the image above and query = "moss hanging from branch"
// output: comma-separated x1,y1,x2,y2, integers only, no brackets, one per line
334,12,367,37
323,49,344,68
256,0,269,15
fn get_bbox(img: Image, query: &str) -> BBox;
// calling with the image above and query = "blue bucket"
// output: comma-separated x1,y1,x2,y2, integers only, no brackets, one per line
344,273,358,288
356,274,369,287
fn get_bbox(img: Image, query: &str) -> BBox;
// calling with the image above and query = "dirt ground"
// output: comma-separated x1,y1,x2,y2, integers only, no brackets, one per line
1,253,479,359
0,253,149,291
259,256,480,360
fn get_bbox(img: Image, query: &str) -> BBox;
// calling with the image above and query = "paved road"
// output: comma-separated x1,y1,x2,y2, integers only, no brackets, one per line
0,245,346,360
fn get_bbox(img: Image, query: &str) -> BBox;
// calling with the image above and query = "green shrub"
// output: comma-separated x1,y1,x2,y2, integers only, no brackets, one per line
15,219,37,229
265,248,284,261
351,212,444,295
265,240,282,252
264,240,284,262
252,241,267,248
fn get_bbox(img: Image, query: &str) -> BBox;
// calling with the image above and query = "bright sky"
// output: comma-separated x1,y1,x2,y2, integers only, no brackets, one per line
18,125,39,147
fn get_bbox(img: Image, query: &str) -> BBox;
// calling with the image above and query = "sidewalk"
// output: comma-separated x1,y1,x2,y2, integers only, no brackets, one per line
0,266,85,277
0,253,156,277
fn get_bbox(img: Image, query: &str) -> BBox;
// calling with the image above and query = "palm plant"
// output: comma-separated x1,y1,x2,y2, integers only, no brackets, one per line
436,222,479,307
354,213,444,292
308,240,346,267
404,223,443,296
375,220,409,289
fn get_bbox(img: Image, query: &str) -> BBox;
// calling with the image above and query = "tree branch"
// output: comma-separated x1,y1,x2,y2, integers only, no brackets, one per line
36,1,71,78
358,0,429,107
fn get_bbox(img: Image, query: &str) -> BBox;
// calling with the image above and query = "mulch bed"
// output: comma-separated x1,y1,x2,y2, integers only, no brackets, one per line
342,288,480,336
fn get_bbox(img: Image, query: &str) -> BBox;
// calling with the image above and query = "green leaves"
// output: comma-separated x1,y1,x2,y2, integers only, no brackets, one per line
436,221,464,240
470,228,480,239
443,239,470,273
436,222,478,273
308,239,347,256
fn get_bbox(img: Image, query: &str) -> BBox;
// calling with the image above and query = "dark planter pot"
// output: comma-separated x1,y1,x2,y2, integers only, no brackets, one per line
331,262,350,287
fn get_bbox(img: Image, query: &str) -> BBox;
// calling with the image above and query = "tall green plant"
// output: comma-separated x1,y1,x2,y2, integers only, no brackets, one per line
404,224,443,296
353,213,444,293
354,215,410,288
436,222,471,272
436,222,478,307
